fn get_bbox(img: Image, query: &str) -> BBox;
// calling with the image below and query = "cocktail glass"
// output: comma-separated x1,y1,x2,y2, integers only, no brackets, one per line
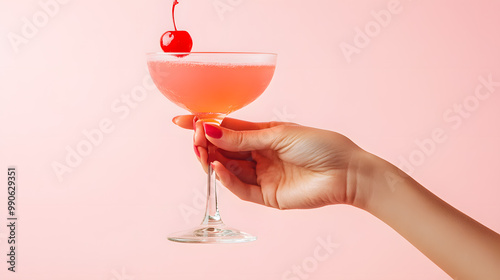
147,52,277,243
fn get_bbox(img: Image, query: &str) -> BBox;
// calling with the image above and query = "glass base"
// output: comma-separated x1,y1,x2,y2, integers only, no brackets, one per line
168,224,257,244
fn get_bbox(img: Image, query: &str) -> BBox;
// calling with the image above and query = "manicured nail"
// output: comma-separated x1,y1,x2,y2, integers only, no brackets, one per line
193,145,200,158
172,116,179,124
193,116,198,132
204,123,223,139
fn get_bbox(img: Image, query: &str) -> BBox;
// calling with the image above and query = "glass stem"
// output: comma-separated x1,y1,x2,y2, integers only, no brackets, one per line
201,143,223,226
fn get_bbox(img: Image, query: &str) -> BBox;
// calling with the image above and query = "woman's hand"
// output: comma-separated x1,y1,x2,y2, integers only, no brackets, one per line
173,115,500,279
173,115,367,210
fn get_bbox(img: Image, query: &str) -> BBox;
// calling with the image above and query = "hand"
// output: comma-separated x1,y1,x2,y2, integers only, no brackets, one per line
172,115,500,279
172,115,367,210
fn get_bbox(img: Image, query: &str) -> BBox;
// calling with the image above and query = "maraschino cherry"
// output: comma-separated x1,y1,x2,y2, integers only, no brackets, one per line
160,0,192,53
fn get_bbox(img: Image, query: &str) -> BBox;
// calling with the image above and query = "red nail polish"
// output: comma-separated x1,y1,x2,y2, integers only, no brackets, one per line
193,145,200,158
204,123,223,139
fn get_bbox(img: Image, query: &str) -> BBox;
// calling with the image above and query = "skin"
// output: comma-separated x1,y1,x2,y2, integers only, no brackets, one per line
173,115,500,280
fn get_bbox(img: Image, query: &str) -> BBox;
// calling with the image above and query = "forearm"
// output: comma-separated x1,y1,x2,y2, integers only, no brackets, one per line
355,152,500,279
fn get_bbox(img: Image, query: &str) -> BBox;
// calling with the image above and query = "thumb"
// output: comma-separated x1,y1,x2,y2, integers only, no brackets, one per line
203,123,284,152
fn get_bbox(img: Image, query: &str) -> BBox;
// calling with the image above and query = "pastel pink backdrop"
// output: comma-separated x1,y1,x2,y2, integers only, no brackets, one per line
1,0,499,279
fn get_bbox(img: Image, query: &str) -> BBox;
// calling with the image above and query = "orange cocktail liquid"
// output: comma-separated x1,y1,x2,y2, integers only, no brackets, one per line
148,60,276,121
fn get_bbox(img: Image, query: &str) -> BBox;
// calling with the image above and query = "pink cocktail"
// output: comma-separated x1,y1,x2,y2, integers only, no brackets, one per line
148,59,275,122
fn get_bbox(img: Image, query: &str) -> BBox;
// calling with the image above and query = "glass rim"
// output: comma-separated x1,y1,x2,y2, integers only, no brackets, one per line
147,52,277,64
146,51,277,56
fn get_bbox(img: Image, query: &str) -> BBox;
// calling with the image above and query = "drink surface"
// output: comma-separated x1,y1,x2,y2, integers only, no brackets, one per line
148,60,276,120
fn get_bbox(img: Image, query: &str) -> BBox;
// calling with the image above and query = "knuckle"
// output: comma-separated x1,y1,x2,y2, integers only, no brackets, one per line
233,131,246,149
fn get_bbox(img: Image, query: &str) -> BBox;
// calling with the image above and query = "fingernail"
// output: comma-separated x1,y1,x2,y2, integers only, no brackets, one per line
204,123,223,139
172,116,179,124
194,145,200,158
193,116,198,132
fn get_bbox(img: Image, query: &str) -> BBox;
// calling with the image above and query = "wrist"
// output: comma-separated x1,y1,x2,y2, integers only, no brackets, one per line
349,150,403,213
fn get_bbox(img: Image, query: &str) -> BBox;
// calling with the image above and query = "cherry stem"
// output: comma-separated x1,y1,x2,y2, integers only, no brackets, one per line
172,0,179,31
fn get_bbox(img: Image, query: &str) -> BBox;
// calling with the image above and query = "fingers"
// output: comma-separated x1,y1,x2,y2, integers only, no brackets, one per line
172,115,196,130
175,114,291,153
211,161,265,206
218,149,252,161
214,151,257,185
193,120,207,148
194,145,257,184
172,115,287,131
221,118,284,131
196,144,209,173
203,123,285,152
194,120,256,174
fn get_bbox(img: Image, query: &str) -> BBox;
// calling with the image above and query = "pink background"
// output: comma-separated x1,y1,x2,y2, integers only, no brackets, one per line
1,0,500,279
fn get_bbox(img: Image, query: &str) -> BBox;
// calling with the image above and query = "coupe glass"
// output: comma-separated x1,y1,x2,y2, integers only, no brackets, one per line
147,52,277,243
